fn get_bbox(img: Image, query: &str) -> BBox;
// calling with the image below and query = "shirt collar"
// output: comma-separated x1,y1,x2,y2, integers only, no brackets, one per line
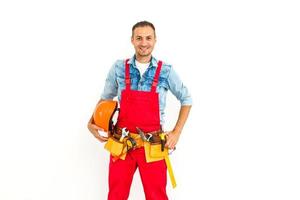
128,55,158,68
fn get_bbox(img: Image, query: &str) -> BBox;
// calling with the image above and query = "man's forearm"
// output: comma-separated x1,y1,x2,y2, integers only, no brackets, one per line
173,105,192,134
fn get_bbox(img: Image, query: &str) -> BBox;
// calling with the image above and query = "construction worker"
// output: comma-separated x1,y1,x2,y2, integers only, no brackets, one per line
88,21,192,200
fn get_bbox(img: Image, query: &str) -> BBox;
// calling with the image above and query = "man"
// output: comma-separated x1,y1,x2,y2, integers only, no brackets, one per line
88,21,192,200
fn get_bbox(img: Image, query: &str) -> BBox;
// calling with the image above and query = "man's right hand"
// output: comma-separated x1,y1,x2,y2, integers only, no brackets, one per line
87,123,109,143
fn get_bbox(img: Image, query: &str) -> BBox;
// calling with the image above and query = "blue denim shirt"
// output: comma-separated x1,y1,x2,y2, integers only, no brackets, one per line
101,55,192,125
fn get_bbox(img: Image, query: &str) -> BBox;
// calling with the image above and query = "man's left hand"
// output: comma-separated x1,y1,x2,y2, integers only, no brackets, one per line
165,131,181,150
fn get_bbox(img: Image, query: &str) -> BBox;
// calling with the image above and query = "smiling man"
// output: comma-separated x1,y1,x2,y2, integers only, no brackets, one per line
132,24,156,62
88,21,192,200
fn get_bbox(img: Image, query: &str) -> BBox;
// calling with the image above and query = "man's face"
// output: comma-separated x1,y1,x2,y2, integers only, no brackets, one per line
131,26,156,58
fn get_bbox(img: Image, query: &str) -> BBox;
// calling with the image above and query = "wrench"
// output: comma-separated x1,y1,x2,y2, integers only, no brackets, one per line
120,127,129,142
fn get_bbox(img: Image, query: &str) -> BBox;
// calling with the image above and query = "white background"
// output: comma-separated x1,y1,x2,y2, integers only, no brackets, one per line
1,0,300,199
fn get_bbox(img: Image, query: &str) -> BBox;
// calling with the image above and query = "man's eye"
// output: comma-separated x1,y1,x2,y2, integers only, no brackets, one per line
146,37,152,40
136,37,141,40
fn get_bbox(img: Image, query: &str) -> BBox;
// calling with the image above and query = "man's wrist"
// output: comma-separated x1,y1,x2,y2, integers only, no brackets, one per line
172,128,182,135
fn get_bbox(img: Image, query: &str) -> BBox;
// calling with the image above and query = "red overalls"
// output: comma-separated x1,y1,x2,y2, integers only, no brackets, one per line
108,59,168,200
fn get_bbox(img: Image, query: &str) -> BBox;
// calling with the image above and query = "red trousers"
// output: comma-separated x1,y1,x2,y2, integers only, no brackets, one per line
108,147,168,200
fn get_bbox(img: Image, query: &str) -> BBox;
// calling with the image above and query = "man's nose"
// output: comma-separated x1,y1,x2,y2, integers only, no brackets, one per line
140,38,147,45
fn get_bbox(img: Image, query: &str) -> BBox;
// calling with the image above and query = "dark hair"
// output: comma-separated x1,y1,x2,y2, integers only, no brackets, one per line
132,21,156,37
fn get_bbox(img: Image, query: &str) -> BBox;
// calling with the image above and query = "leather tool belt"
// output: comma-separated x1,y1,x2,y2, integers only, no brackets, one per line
105,127,167,156
113,126,163,144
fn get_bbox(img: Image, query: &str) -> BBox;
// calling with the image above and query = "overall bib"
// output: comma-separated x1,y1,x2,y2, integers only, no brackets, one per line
108,59,168,200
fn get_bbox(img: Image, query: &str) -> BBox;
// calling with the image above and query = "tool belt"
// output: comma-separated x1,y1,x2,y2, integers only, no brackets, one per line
104,126,177,188
105,127,165,157
114,126,163,144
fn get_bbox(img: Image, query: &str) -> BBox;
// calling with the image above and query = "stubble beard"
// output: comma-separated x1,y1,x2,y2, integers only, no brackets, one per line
137,47,152,57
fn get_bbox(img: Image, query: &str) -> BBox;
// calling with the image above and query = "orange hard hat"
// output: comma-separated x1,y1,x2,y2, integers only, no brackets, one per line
93,100,118,132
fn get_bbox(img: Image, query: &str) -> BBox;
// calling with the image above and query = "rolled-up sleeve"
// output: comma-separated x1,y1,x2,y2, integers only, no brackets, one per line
100,62,118,99
167,66,192,105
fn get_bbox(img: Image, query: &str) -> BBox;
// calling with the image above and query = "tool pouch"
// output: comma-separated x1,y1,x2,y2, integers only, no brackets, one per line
104,137,125,157
149,143,168,158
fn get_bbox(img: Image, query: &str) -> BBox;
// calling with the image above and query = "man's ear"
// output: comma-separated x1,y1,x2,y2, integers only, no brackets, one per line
131,36,134,44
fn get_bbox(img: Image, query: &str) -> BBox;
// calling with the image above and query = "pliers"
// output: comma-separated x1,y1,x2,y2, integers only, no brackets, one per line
136,127,153,142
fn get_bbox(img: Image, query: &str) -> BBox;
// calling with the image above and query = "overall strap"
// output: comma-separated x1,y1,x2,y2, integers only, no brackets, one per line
125,59,130,90
151,60,163,92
